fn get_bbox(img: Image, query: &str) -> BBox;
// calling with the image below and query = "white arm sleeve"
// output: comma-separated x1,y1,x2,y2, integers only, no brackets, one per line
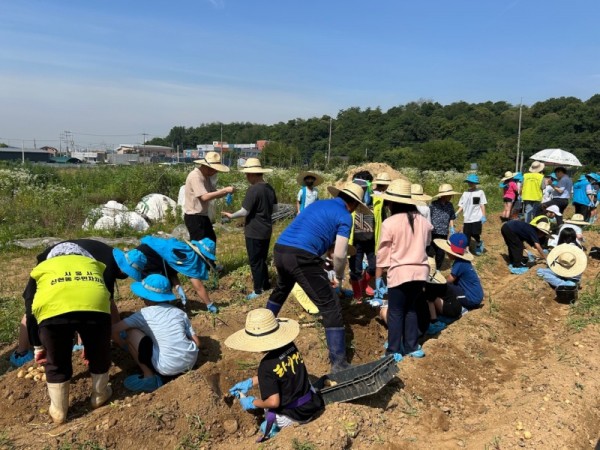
332,235,349,280
229,207,248,219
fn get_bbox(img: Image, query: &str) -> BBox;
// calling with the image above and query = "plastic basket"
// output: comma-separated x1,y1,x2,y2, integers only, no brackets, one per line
555,285,578,304
315,355,399,404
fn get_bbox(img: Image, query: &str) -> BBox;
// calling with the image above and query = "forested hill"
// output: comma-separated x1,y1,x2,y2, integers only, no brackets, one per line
148,95,600,173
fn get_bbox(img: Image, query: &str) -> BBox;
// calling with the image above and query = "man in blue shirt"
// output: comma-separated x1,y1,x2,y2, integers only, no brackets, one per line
548,167,572,223
500,220,550,274
266,182,368,373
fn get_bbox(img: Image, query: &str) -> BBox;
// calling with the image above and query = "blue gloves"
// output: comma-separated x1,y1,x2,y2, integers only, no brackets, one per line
481,216,487,224
552,181,558,186
543,249,549,255
229,378,253,398
225,192,233,205
240,396,256,411
499,182,506,188
375,277,387,297
449,226,456,235
119,330,128,340
176,286,187,306
207,302,218,314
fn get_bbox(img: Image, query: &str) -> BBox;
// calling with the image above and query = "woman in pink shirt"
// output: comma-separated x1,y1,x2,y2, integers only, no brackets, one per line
376,179,432,361
500,171,519,221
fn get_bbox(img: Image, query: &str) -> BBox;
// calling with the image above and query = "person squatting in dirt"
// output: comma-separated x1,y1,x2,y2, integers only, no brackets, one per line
226,308,324,442
264,181,370,373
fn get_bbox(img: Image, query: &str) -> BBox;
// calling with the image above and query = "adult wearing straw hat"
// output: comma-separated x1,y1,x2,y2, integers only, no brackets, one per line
372,172,393,195
296,171,324,214
372,172,393,253
521,161,545,224
376,179,432,361
226,309,324,442
536,244,587,288
222,159,278,300
264,181,369,373
184,151,235,243
411,184,432,223
500,219,551,275
429,184,460,269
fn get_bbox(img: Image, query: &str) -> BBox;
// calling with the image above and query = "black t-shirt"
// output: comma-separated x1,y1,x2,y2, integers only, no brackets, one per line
242,182,277,240
137,244,178,280
258,342,324,422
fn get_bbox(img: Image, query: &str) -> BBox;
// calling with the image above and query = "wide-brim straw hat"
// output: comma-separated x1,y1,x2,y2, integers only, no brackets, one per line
378,179,425,206
536,221,552,235
373,172,393,186
131,274,177,302
327,182,371,214
432,183,461,199
501,171,515,182
426,257,446,284
529,161,545,173
297,171,324,186
411,184,432,202
565,214,589,226
433,238,474,261
225,308,300,352
240,157,273,174
194,151,230,173
546,244,587,278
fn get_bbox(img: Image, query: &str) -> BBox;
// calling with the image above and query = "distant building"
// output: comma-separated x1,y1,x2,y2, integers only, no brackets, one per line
0,146,51,163
190,140,269,161
114,144,173,157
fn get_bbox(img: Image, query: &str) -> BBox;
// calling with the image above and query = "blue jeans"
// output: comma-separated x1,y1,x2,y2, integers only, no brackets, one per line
536,268,579,288
386,281,424,355
523,201,540,224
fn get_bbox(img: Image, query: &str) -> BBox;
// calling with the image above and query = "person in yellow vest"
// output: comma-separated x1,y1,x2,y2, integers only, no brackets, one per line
28,243,113,424
372,172,392,253
521,161,545,223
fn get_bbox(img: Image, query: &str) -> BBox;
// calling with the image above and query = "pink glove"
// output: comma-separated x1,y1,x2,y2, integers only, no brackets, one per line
34,346,47,365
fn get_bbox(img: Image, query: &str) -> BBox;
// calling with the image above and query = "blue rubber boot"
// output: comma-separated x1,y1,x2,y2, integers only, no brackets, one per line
10,349,33,367
265,300,283,317
325,327,350,373
475,241,484,256
246,291,261,301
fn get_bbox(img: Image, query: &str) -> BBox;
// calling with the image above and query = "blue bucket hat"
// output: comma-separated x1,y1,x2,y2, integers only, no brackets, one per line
578,174,589,182
465,174,480,184
131,274,177,302
587,173,600,182
189,238,217,261
113,248,147,281
549,172,558,180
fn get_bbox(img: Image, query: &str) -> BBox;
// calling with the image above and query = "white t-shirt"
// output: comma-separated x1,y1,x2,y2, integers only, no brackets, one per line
542,185,554,203
458,189,487,223
297,187,319,211
417,205,432,224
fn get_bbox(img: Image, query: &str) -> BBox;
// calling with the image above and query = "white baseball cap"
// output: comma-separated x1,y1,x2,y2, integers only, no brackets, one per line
546,205,562,216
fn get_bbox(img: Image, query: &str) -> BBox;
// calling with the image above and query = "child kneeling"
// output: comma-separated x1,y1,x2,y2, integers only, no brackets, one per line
537,243,587,289
226,308,324,442
113,274,200,392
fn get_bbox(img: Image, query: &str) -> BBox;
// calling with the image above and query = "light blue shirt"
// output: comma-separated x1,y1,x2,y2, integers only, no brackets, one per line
124,304,198,376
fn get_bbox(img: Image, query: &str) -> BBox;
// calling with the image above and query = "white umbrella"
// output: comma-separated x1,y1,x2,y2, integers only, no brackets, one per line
529,148,582,167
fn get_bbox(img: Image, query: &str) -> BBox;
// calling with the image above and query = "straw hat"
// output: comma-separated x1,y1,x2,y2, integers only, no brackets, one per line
225,308,300,353
131,274,177,302
411,184,432,202
536,221,552,235
432,183,460,199
327,182,371,214
373,172,393,186
501,171,515,182
240,158,272,174
565,214,589,226
113,248,147,281
546,244,587,278
194,151,230,173
426,257,446,284
433,233,474,261
379,179,425,206
529,161,545,173
185,237,217,261
297,171,324,186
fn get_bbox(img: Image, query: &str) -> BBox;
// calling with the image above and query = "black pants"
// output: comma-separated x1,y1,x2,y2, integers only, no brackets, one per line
500,223,526,268
386,281,424,355
184,214,216,243
38,311,111,383
246,237,271,293
428,233,448,269
574,203,591,221
463,221,482,249
348,238,375,281
268,245,342,329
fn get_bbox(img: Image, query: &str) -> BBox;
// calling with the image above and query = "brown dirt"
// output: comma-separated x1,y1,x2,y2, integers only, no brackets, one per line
339,163,409,185
1,213,600,449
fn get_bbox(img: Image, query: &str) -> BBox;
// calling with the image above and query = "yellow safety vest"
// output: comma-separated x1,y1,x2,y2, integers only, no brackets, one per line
31,255,110,324
521,173,544,202
373,196,384,252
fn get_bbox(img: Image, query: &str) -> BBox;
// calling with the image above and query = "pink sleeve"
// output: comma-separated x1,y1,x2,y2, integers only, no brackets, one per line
376,222,391,268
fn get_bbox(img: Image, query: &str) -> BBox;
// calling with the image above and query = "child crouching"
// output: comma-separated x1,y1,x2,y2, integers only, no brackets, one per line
113,274,200,392
536,244,587,289
226,308,324,441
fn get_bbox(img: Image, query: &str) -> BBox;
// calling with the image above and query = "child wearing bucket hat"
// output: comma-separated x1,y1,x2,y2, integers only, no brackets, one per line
296,171,323,214
429,184,459,269
456,174,487,256
500,220,551,275
500,171,520,221
222,159,277,300
433,233,484,310
226,308,324,442
113,274,200,393
536,244,587,289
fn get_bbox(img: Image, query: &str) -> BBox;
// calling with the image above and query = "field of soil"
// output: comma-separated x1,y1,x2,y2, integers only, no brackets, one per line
1,212,600,450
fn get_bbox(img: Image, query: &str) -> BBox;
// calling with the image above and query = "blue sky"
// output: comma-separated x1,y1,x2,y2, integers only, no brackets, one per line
1,0,598,149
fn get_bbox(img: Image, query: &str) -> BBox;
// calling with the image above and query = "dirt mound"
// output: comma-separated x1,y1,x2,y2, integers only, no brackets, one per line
338,163,409,185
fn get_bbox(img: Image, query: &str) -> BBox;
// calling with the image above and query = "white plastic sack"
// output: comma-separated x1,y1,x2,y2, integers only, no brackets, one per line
135,193,177,223
177,185,186,218
92,211,149,232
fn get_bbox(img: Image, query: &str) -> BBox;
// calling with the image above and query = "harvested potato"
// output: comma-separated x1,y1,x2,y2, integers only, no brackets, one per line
27,367,34,373
24,373,34,380
17,370,25,378
33,374,41,382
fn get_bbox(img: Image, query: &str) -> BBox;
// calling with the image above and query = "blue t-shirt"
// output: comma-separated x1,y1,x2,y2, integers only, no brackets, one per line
572,180,591,206
277,197,352,256
451,259,484,304
505,220,540,246
553,175,572,200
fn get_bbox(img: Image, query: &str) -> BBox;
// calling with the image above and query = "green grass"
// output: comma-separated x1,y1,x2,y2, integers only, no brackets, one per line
567,278,600,331
291,439,317,450
0,431,16,450
177,414,211,449
0,297,22,345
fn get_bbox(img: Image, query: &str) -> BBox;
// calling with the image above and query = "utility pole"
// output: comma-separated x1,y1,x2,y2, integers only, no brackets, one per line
21,140,25,164
327,117,332,168
515,99,523,173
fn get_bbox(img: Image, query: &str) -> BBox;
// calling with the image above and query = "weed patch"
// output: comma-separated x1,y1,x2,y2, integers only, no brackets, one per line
567,278,600,331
